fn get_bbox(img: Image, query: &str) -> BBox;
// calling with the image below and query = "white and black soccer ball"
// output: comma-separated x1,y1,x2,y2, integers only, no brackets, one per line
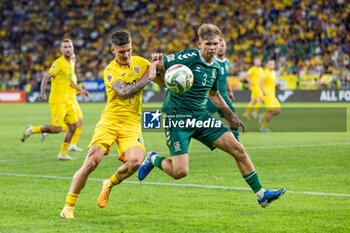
164,64,194,93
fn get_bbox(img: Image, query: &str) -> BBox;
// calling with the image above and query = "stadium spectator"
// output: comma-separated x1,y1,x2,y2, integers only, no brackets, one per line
1,0,349,89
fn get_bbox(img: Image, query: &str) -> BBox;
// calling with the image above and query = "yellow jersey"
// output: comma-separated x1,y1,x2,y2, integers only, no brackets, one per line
247,66,264,87
262,68,276,96
47,56,74,102
102,56,150,121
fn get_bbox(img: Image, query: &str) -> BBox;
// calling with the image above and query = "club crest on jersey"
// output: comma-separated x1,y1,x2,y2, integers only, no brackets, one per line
211,68,216,81
133,65,140,74
68,73,72,81
107,74,113,82
51,65,56,70
166,54,175,62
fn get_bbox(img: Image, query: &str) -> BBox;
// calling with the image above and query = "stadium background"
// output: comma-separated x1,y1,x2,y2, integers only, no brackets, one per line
1,0,350,103
1,1,350,232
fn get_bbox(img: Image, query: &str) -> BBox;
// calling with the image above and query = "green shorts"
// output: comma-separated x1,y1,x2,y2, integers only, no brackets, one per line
164,111,229,156
206,95,236,118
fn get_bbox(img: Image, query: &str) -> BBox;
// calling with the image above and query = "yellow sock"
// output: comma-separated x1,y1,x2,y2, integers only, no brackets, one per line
60,142,70,154
108,173,122,187
262,112,267,119
65,192,79,208
32,126,41,133
254,101,262,111
245,103,254,113
62,124,67,132
262,121,269,128
70,127,82,145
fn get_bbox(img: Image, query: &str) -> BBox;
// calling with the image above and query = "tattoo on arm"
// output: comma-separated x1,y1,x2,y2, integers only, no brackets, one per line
112,76,153,99
40,74,51,95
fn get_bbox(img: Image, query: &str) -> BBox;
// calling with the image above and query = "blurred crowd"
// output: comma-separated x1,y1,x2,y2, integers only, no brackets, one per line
1,0,350,91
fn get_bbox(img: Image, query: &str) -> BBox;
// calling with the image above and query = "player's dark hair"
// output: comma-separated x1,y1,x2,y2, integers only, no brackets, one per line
198,24,221,40
110,30,131,46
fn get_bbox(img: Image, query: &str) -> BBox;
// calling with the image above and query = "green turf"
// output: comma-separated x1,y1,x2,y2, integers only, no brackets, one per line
0,102,349,232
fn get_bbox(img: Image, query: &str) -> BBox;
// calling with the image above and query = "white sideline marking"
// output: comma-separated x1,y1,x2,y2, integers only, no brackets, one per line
1,142,349,163
0,172,349,197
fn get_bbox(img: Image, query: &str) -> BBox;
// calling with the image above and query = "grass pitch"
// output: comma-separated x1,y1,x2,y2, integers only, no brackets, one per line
0,102,349,232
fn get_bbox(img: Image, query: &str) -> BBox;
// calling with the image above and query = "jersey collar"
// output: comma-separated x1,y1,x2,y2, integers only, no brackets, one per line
199,50,214,66
214,56,227,63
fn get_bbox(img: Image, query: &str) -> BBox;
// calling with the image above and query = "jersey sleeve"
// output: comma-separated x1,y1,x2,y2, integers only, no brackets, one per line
47,61,60,77
104,68,124,89
139,57,151,76
246,67,253,76
210,70,219,91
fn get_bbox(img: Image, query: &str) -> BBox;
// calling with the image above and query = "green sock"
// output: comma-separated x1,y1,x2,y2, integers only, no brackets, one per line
243,171,263,193
230,127,240,142
153,156,166,170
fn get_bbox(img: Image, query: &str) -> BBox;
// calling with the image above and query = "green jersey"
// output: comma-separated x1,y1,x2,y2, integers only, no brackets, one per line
214,57,231,97
161,49,220,115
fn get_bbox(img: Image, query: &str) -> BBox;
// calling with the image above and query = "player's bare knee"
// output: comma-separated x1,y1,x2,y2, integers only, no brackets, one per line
173,168,188,179
77,119,83,127
128,158,143,171
84,157,99,173
231,146,246,161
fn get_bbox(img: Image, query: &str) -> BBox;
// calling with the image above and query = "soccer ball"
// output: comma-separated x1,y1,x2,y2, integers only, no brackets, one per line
164,64,194,93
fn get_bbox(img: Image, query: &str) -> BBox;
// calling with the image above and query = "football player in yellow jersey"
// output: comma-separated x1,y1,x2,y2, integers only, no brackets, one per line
243,58,264,120
258,60,281,132
41,54,84,151
20,39,89,160
60,30,162,219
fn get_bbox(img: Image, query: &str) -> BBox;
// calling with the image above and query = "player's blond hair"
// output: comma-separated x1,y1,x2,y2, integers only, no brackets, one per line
61,39,73,45
198,24,221,41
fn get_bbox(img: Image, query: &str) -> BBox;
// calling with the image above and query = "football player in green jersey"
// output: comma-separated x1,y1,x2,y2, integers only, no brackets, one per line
206,37,240,141
139,24,285,207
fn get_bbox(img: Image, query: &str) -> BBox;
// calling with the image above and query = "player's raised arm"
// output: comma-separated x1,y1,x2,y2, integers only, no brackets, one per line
38,72,54,101
151,53,166,87
112,61,159,99
208,89,246,133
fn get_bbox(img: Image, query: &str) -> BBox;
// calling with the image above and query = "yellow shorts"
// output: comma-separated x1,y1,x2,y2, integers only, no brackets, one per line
88,118,145,163
71,99,83,119
250,86,263,99
262,95,281,111
49,101,78,127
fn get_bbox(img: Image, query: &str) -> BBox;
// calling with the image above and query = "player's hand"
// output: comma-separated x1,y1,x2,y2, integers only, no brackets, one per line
226,116,247,134
228,91,235,101
151,53,164,70
38,93,47,101
238,120,247,134
76,91,82,96
262,91,266,96
81,89,90,98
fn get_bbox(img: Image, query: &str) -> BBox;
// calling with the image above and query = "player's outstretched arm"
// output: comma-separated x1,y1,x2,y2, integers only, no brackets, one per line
70,80,90,97
112,61,159,99
38,73,53,101
208,90,246,133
